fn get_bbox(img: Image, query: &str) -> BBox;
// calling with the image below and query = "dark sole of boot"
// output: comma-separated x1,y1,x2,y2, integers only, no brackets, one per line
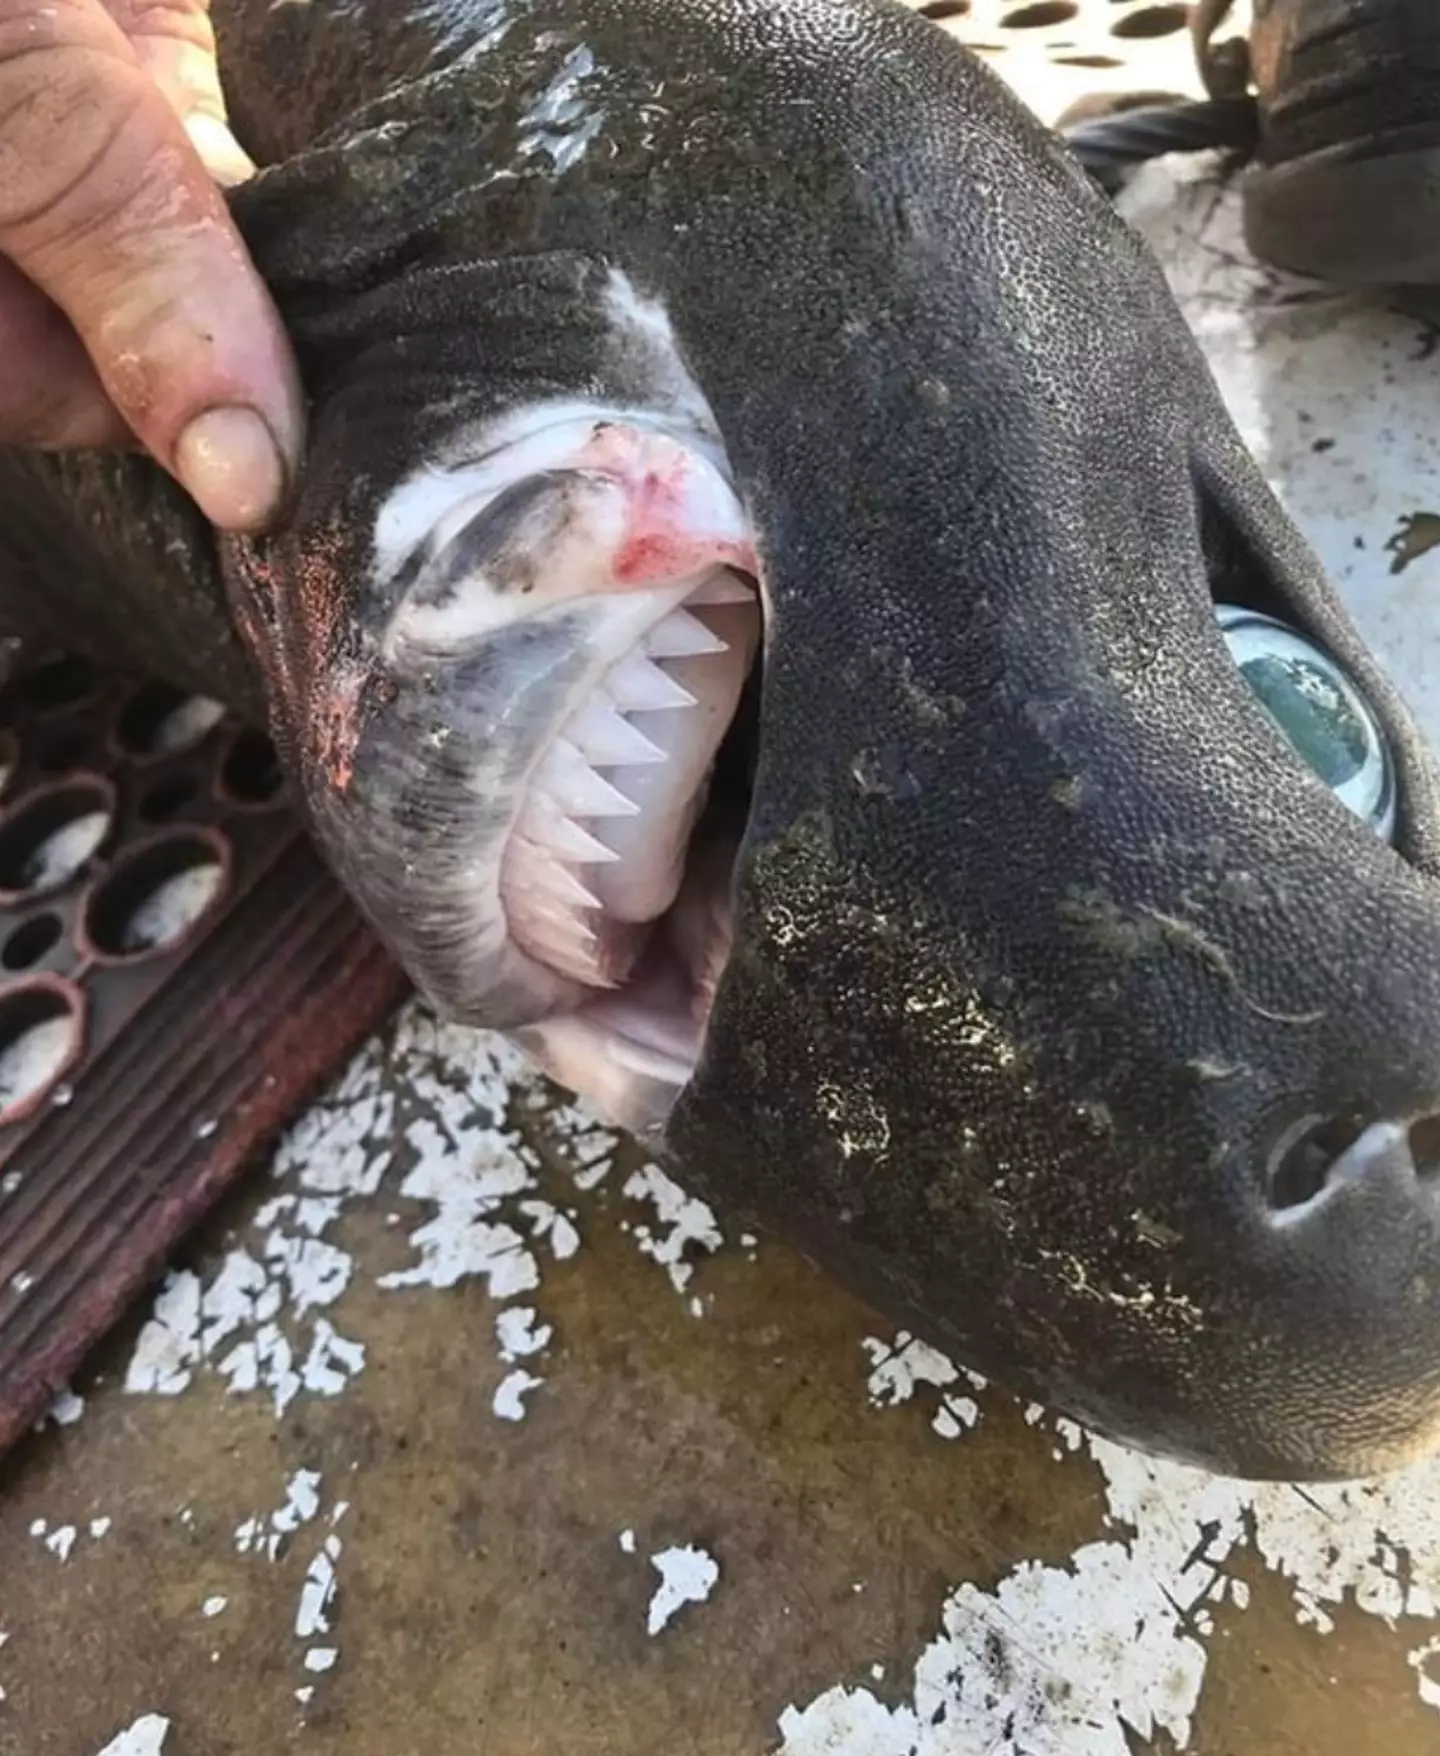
1244,140,1440,288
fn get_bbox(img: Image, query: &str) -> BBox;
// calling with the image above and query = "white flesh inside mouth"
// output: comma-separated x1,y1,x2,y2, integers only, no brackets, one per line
379,408,764,1130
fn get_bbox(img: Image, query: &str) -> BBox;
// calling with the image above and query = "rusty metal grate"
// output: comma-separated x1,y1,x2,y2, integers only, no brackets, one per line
0,650,408,1454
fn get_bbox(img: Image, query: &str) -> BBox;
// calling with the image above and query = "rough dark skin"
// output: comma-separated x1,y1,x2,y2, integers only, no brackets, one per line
2,0,1440,1482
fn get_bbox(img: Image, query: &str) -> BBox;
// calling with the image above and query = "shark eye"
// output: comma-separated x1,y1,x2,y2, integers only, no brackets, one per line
1215,604,1396,843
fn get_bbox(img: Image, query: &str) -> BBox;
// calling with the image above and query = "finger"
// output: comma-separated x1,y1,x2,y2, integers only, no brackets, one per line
0,0,304,530
101,0,256,185
0,255,133,449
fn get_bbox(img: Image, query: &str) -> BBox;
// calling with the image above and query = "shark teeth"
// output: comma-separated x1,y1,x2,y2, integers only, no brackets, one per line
523,796,620,866
534,739,642,819
644,607,729,660
526,897,598,948
525,854,603,912
503,587,759,989
686,567,755,606
569,701,669,767
522,903,603,986
605,649,698,713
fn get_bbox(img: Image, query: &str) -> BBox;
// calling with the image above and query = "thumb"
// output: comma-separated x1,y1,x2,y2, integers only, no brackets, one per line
0,0,304,530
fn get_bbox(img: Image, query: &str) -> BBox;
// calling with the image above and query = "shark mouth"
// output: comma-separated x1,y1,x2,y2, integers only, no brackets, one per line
374,409,764,1135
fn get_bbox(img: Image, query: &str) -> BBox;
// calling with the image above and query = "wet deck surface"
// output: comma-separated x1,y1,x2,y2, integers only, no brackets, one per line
12,9,1440,1755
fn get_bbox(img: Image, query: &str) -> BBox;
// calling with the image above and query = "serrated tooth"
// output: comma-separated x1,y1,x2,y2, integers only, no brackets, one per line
644,607,728,660
531,916,600,964
535,739,641,819
528,898,598,940
569,700,669,767
606,649,697,712
519,881,600,937
549,949,600,985
532,860,603,912
521,800,619,865
687,568,754,606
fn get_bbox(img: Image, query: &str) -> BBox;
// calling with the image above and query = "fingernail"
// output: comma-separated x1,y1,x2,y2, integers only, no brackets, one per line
185,113,258,190
175,406,287,531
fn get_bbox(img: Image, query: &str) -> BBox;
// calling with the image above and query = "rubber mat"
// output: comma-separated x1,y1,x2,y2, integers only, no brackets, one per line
0,650,409,1456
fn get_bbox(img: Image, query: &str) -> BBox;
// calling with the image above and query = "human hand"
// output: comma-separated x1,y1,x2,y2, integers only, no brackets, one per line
0,0,304,531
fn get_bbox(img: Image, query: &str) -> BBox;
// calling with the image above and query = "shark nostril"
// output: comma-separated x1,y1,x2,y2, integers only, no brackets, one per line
1408,1114,1440,1181
1264,1112,1440,1215
1266,1113,1369,1212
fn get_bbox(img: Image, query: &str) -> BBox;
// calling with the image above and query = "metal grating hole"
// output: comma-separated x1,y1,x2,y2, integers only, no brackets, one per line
0,654,100,720
1002,1,1079,24
82,828,229,962
0,780,114,903
217,728,284,810
1112,3,1190,37
37,730,90,773
138,772,199,823
114,682,226,761
918,1,971,16
0,979,83,1123
1053,51,1124,65
2,913,62,972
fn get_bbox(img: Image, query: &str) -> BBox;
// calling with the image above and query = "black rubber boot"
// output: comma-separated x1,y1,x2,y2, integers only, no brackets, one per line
1197,0,1440,287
